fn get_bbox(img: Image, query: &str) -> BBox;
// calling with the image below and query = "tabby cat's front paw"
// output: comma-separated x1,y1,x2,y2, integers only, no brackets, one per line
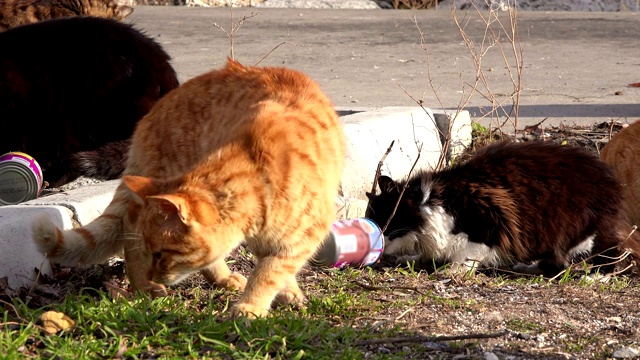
140,283,168,299
274,287,305,307
217,273,247,292
230,303,270,319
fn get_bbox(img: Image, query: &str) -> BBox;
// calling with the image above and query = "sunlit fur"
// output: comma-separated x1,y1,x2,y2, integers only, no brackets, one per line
33,59,345,317
366,140,640,277
0,0,132,31
601,119,640,228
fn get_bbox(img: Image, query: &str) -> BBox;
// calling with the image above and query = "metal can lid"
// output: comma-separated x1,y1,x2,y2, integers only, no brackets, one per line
0,152,43,206
309,232,339,267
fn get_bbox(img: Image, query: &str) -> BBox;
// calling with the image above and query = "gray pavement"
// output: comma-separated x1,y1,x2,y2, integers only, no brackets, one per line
127,7,640,131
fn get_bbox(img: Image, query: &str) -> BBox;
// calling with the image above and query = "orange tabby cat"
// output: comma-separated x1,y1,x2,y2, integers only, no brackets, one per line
32,59,345,318
601,119,640,227
0,0,133,31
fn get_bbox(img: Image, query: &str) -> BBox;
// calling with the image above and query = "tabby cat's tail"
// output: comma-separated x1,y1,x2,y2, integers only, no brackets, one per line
72,140,129,181
32,182,131,265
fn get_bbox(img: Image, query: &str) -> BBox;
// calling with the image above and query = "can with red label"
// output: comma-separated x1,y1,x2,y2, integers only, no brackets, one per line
311,217,384,268
0,152,44,206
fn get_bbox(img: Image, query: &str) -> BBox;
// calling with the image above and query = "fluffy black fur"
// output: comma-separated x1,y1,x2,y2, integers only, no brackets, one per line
0,16,179,187
366,140,640,276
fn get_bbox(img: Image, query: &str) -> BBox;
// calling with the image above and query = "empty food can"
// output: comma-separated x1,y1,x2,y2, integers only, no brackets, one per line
0,152,43,205
311,217,384,268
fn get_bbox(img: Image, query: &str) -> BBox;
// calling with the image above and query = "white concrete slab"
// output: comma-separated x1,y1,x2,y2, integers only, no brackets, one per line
338,106,441,201
27,180,119,225
0,206,71,289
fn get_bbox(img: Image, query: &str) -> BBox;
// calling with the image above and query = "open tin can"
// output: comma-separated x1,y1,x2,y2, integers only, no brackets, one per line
311,217,384,268
0,152,44,206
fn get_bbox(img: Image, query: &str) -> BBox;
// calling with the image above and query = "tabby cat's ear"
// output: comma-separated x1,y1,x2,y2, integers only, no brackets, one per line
116,5,134,18
147,195,190,225
377,175,397,193
123,175,157,203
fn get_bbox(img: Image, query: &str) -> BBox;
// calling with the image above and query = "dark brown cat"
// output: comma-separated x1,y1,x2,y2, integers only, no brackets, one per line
0,0,132,31
0,16,179,187
365,140,640,277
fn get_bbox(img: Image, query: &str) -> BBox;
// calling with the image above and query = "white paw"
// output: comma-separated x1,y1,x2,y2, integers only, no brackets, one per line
581,273,611,283
512,262,545,275
31,215,59,254
444,261,479,275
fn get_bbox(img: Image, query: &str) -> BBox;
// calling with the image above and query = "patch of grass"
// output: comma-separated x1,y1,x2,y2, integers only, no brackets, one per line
505,319,544,333
0,277,408,359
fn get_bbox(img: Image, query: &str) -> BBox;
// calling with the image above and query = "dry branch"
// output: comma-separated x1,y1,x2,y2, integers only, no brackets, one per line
355,280,425,295
381,144,422,234
368,141,395,196
211,1,260,60
353,330,509,346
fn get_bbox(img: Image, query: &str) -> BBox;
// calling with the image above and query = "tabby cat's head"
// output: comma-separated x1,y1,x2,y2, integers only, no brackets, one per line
123,175,240,286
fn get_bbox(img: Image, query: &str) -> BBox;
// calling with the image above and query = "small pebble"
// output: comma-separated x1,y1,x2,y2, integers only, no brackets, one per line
484,352,499,360
423,341,449,350
517,332,532,340
613,347,640,359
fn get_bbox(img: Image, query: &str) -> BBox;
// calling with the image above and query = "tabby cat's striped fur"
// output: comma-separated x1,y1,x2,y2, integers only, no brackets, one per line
33,60,345,318
0,0,132,31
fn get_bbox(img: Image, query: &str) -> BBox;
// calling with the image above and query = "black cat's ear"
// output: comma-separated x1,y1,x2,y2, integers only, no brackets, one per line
377,175,397,193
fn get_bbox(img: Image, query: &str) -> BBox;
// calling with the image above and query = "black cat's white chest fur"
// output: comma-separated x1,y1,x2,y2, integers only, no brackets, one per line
366,140,640,276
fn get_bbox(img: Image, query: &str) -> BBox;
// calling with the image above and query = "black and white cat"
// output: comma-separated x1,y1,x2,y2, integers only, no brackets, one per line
365,140,640,276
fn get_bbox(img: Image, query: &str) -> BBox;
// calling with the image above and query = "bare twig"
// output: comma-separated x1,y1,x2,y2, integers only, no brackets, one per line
369,141,395,196
355,280,425,295
0,321,22,327
211,1,260,60
254,29,297,66
450,0,525,136
395,308,413,321
608,119,616,141
382,144,422,234
0,299,27,324
353,330,508,346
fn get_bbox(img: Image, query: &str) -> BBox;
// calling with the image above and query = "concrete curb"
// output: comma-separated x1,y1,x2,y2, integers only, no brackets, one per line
0,106,471,289
336,106,471,219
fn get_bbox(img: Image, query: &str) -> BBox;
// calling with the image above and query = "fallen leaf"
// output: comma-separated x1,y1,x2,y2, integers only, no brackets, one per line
628,82,640,88
38,311,75,335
